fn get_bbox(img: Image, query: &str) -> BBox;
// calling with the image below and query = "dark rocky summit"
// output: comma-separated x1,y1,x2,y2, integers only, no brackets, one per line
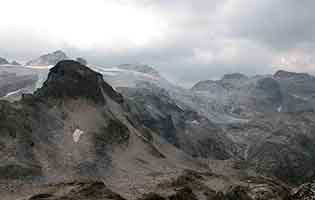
34,60,123,104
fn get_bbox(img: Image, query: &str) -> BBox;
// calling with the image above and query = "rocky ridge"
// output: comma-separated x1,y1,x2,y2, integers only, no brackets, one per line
0,57,315,199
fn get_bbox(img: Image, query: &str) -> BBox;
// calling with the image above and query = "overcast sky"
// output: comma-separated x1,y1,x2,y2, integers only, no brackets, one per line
1,0,315,86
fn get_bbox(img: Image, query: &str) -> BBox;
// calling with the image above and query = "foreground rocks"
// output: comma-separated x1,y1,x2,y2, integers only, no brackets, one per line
27,181,126,200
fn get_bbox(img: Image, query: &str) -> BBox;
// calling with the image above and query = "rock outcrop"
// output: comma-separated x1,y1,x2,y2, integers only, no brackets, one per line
34,60,123,104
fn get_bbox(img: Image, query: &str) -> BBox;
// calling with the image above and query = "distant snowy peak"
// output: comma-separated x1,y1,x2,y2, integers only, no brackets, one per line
117,64,160,77
26,50,68,66
0,57,10,65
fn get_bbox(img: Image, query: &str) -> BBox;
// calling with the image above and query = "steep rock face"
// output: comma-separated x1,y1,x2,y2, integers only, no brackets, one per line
274,70,315,112
26,50,68,66
224,111,315,184
0,101,42,180
251,77,282,113
34,60,123,104
119,85,238,160
191,74,281,119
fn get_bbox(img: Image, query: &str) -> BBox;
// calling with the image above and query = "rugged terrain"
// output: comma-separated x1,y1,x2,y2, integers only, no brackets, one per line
1,51,315,199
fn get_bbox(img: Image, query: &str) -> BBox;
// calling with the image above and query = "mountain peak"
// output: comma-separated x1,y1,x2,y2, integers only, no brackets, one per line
0,57,9,65
34,60,123,104
26,50,68,66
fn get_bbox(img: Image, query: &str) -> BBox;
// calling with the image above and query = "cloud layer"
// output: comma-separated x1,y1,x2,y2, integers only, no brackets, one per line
1,0,315,86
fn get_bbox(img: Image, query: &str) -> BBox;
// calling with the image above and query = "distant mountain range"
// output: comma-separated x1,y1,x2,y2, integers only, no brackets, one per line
0,51,315,199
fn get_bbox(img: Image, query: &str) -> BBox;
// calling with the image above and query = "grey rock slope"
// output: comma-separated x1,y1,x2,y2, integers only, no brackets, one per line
192,73,283,120
192,71,315,184
119,85,238,160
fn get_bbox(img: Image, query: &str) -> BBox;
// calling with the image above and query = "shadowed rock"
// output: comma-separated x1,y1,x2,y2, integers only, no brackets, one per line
34,60,123,104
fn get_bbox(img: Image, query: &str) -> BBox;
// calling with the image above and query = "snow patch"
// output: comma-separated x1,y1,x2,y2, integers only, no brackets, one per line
277,105,282,112
190,120,200,125
4,89,22,98
73,129,84,143
23,65,53,69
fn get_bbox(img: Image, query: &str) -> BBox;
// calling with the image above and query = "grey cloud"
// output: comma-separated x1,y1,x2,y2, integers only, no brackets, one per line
224,0,315,50
1,0,315,86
